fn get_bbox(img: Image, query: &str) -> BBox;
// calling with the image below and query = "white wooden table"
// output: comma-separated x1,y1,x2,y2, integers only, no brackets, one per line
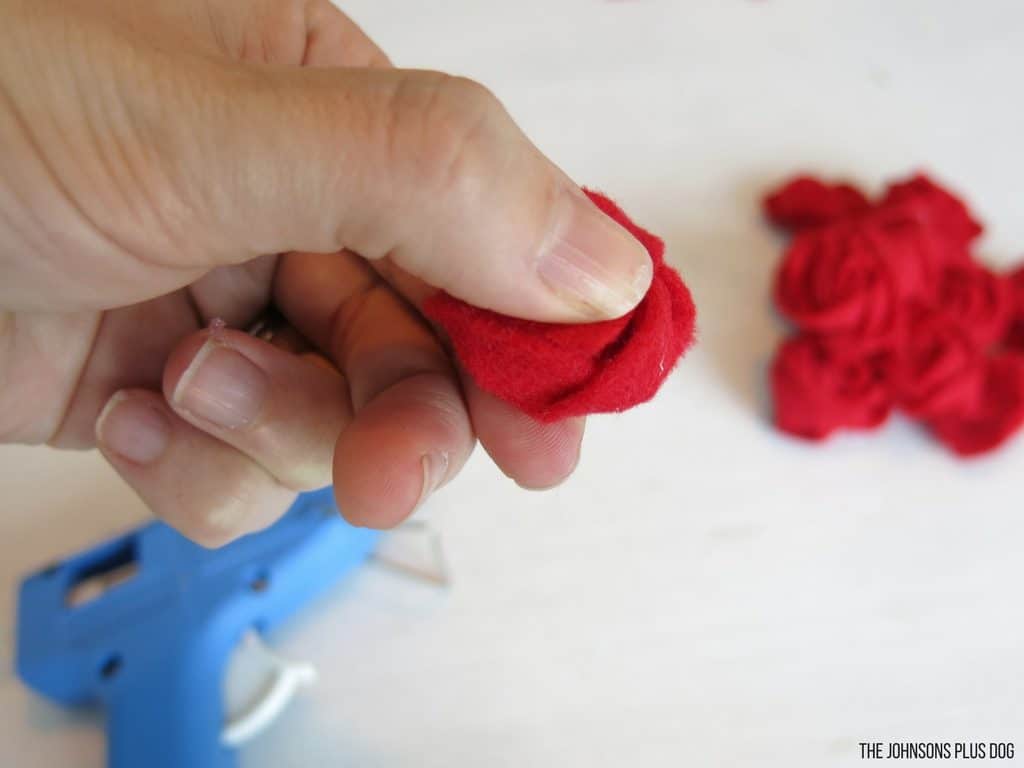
2,1,1022,765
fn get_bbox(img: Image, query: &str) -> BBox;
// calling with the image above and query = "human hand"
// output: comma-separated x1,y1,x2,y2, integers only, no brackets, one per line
0,0,653,544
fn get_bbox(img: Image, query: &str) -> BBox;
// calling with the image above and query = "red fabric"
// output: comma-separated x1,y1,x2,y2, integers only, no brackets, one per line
424,190,696,422
935,262,1013,347
765,172,1024,457
929,355,1024,457
772,334,892,440
879,175,983,249
894,306,982,420
774,222,910,348
764,176,871,231
1003,265,1024,352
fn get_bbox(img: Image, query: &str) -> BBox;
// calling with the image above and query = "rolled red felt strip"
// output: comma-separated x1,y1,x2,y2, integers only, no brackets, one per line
763,176,871,232
929,354,1024,457
771,333,893,440
424,190,697,422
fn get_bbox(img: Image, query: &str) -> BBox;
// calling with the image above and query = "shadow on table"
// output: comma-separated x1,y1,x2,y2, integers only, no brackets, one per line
659,174,787,420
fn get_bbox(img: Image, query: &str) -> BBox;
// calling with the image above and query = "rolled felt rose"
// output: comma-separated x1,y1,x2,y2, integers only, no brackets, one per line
879,174,983,250
765,170,1024,457
763,176,871,232
1002,265,1024,352
929,353,1024,457
867,200,969,294
935,262,1013,348
773,222,915,349
424,190,696,423
894,306,984,420
771,333,893,441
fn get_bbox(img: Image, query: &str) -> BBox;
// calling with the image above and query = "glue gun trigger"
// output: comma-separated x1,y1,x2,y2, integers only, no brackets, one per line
221,631,317,748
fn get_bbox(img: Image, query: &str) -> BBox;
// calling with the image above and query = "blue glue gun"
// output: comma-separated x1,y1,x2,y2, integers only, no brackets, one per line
16,487,381,768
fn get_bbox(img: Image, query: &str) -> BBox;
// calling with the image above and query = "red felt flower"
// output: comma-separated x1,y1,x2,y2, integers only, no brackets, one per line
763,176,871,232
771,334,892,440
766,171,1024,458
935,262,1013,347
425,190,696,422
929,354,1024,456
1003,265,1024,352
774,221,920,348
868,201,967,293
894,307,984,420
879,174,983,249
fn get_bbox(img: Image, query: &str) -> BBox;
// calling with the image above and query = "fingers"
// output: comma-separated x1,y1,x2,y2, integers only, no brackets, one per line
97,323,357,545
275,250,475,527
95,389,296,547
275,250,582,497
7,0,650,321
198,0,391,69
162,326,352,490
334,372,472,529
186,254,277,327
186,67,651,323
464,382,585,490
336,256,587,488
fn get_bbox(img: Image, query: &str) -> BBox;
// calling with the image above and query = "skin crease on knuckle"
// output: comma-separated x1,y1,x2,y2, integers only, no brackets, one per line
387,73,507,213
223,0,315,65
206,0,383,69
376,71,563,303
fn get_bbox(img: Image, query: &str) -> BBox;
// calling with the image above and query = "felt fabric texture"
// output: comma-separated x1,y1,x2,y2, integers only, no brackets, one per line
894,306,982,420
774,221,909,349
772,334,891,440
764,177,871,231
424,190,696,422
1003,265,1024,351
765,172,1024,457
929,355,1024,457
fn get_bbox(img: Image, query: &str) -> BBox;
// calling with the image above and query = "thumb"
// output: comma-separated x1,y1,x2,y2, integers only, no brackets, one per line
195,67,652,322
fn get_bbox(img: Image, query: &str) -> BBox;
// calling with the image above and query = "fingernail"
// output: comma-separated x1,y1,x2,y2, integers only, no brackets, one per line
96,392,171,465
173,339,268,429
537,188,654,319
417,451,450,508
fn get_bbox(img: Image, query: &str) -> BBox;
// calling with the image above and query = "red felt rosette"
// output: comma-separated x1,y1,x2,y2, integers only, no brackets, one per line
771,334,892,440
1003,265,1024,352
425,190,696,422
935,262,1013,347
894,306,983,420
867,201,966,294
929,354,1024,457
763,176,871,232
879,174,983,249
773,221,921,349
765,171,1024,457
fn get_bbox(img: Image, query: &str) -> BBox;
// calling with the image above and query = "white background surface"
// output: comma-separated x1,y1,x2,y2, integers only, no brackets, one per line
3,1,1024,765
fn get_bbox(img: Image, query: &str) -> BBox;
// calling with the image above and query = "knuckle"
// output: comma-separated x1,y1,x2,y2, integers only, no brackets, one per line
431,75,501,121
167,470,278,548
268,0,308,33
389,73,509,201
173,497,248,549
236,0,382,68
224,0,316,65
249,0,308,61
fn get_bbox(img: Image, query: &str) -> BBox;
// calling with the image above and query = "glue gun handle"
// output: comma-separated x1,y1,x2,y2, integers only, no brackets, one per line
106,651,234,768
